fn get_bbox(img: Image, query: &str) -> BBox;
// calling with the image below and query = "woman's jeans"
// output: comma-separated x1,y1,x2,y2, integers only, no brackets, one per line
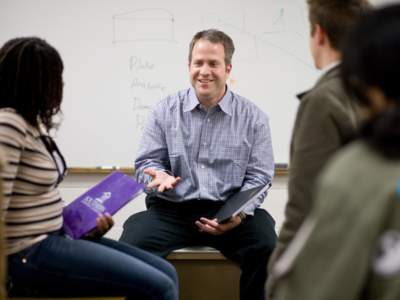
7,230,178,300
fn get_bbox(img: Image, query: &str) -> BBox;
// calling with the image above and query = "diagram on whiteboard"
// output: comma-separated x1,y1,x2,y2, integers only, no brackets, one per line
200,2,314,70
260,1,312,68
113,8,177,43
264,2,306,36
273,8,285,26
201,9,260,62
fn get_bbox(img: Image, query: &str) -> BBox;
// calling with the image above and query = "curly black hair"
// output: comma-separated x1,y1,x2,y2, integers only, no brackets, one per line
0,37,63,131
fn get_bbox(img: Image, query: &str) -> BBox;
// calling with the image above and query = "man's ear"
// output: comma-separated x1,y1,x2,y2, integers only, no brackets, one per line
315,24,327,45
226,63,232,75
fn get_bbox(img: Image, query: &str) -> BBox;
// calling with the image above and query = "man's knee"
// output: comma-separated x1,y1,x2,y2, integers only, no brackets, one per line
119,211,148,245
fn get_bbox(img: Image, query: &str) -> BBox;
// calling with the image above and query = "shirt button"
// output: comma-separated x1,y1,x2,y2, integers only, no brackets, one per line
207,118,210,122
203,142,207,146
203,187,206,191
201,165,204,169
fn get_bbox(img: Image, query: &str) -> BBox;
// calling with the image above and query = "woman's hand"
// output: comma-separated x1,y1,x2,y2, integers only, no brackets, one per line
85,212,114,240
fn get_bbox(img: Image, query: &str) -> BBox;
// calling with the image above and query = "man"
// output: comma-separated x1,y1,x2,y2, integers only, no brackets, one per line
266,0,371,298
268,5,400,299
119,29,276,300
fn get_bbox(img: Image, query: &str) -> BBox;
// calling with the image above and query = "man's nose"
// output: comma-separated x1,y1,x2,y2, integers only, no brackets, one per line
200,64,210,76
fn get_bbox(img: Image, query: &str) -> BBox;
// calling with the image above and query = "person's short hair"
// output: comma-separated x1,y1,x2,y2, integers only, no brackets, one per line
341,4,400,158
0,37,63,131
307,0,372,50
188,29,235,70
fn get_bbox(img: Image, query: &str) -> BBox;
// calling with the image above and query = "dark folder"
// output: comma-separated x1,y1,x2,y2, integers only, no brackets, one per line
214,182,272,224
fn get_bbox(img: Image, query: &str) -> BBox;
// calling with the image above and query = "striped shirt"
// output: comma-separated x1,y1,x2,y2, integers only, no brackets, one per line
135,86,274,215
0,109,63,255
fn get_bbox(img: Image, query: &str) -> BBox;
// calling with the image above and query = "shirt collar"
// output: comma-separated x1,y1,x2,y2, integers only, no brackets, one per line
185,85,232,116
185,88,201,112
318,61,340,79
217,85,232,116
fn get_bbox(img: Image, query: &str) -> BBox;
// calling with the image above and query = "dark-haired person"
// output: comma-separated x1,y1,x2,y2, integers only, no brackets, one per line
266,1,371,297
0,37,178,300
269,4,400,299
119,29,276,300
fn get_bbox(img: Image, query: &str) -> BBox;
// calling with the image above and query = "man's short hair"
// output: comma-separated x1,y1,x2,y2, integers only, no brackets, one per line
188,29,235,70
308,0,372,50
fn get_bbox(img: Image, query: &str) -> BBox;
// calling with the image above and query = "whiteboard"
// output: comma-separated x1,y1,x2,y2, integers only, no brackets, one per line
0,0,393,168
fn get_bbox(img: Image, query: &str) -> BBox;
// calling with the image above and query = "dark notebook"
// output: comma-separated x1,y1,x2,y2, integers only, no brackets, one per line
214,183,272,224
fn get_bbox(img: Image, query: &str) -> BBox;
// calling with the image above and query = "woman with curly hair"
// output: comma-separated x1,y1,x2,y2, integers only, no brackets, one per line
0,37,178,300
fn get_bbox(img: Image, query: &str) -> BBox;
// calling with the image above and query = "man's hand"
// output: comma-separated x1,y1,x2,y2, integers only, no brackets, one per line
85,213,114,239
144,169,181,193
195,214,245,236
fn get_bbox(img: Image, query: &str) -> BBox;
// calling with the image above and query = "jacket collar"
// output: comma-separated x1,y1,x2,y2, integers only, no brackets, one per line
297,63,341,100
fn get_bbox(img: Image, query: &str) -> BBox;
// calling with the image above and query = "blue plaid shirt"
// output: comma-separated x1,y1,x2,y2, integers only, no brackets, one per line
135,86,274,215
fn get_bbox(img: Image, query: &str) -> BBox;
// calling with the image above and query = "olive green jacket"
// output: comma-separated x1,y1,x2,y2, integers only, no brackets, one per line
267,65,363,298
271,141,400,300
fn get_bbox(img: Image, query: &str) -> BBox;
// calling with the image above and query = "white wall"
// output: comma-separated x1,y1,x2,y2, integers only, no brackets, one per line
59,173,288,240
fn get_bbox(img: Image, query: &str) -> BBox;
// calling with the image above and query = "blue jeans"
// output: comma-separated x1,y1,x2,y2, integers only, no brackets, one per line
7,230,178,300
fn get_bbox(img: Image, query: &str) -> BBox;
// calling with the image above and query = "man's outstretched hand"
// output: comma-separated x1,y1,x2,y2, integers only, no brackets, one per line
144,169,181,193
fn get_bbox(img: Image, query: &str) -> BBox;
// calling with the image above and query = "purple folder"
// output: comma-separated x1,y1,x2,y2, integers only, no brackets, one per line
62,171,144,239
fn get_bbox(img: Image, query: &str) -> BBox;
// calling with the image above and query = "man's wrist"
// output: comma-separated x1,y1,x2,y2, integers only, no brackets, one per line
238,212,246,224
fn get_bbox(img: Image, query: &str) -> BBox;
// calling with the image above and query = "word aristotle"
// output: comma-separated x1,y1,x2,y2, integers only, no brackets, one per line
130,78,166,92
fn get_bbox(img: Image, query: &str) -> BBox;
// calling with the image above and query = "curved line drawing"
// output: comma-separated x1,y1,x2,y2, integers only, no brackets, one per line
225,23,316,71
113,8,177,43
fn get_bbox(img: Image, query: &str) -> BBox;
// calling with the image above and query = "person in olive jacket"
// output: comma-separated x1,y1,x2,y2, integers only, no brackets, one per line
266,1,372,297
269,4,400,299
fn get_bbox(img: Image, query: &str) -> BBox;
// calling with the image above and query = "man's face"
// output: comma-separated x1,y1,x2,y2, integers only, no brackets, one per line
188,39,232,105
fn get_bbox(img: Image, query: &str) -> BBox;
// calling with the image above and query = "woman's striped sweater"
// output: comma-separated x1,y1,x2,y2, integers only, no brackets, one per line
0,108,63,255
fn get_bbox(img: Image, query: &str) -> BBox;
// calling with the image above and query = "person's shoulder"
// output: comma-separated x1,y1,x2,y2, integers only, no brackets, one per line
325,140,367,165
0,107,20,119
306,67,346,101
230,91,268,118
319,140,400,196
300,72,359,119
0,108,28,133
314,140,400,226
152,88,190,110
328,140,398,168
